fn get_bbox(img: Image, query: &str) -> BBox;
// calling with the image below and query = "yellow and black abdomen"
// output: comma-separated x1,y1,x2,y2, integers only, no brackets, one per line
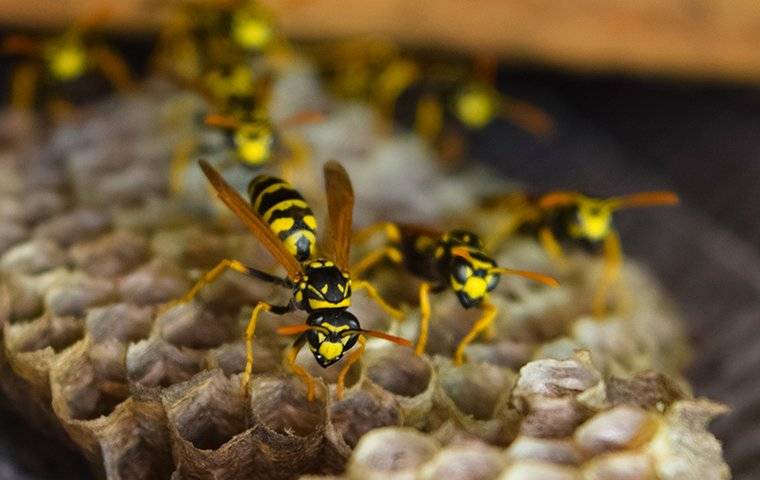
248,175,317,261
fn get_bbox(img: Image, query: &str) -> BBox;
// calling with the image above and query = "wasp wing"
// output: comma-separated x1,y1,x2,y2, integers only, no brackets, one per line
323,161,354,270
199,160,303,279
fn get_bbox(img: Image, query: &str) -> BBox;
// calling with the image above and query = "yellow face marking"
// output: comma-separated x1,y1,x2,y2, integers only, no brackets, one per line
235,127,273,166
262,199,310,222
455,87,497,129
317,332,326,343
462,276,488,300
321,284,329,294
574,199,614,241
318,341,344,361
295,291,303,302
324,261,334,267
337,284,344,293
46,40,87,81
231,11,273,51
434,246,444,259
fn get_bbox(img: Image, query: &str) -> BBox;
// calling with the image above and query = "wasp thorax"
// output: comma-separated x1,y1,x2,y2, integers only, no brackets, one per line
295,260,352,312
306,309,360,367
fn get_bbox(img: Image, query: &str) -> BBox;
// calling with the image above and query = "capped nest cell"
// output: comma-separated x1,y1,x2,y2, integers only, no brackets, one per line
0,59,730,479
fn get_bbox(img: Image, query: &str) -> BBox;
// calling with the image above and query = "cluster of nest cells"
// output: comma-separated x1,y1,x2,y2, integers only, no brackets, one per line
0,90,730,479
0,27,731,476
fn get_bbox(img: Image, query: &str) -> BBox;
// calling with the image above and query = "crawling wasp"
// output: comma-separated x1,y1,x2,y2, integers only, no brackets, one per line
483,190,679,316
172,160,410,400
1,10,134,112
352,223,558,365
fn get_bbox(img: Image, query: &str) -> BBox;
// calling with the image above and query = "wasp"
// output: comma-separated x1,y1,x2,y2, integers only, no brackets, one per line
152,0,287,87
1,11,134,113
165,57,324,194
351,223,558,365
483,190,680,317
172,160,410,400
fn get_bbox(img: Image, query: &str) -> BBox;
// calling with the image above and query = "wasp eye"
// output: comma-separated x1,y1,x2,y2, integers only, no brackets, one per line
485,273,500,291
453,262,472,283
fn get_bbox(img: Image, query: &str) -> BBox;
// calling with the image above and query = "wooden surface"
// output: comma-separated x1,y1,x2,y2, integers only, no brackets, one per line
2,0,760,83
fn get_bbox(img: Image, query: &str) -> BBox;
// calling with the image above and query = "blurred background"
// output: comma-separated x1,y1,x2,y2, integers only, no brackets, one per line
1,1,759,479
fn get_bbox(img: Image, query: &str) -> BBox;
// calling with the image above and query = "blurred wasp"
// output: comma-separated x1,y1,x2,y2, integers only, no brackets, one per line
166,64,325,194
1,10,135,113
351,223,558,365
171,160,410,400
483,190,679,317
152,0,288,86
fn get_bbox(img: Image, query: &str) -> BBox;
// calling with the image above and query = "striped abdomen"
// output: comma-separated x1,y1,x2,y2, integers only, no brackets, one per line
248,175,317,262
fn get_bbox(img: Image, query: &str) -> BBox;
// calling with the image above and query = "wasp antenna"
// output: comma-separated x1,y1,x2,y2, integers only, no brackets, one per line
282,110,326,127
490,267,559,288
205,114,240,129
612,191,680,210
2,35,40,55
276,324,314,336
352,329,413,348
538,191,581,209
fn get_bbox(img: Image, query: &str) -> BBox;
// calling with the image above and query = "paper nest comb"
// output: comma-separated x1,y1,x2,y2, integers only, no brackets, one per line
0,62,730,480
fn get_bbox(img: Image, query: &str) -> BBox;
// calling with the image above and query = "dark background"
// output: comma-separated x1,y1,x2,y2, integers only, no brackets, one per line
1,33,759,479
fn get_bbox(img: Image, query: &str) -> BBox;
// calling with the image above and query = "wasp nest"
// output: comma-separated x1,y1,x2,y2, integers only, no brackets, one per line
0,62,729,479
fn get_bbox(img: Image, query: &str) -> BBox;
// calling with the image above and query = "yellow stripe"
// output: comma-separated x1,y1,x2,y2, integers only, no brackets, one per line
322,323,349,332
308,298,351,310
270,217,295,235
262,199,310,222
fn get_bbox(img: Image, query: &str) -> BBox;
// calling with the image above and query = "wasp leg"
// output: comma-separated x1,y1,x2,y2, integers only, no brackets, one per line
415,282,432,356
284,333,317,402
592,230,622,318
241,301,294,392
353,280,403,320
10,62,38,112
352,221,401,246
501,96,555,138
335,336,366,400
454,301,498,365
486,213,530,253
89,45,136,93
169,138,197,195
415,92,444,145
539,226,566,266
351,245,403,277
168,259,290,310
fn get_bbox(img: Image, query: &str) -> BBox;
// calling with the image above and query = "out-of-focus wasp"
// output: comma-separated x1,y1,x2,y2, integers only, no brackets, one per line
170,160,410,400
483,190,679,317
351,223,558,365
165,61,325,194
1,10,135,112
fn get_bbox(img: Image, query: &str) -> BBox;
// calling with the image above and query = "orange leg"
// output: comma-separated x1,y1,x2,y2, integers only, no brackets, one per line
353,280,403,320
335,336,366,400
284,336,317,402
241,302,273,393
453,301,497,365
10,62,39,111
89,45,136,93
592,230,622,317
539,226,567,267
415,282,431,356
